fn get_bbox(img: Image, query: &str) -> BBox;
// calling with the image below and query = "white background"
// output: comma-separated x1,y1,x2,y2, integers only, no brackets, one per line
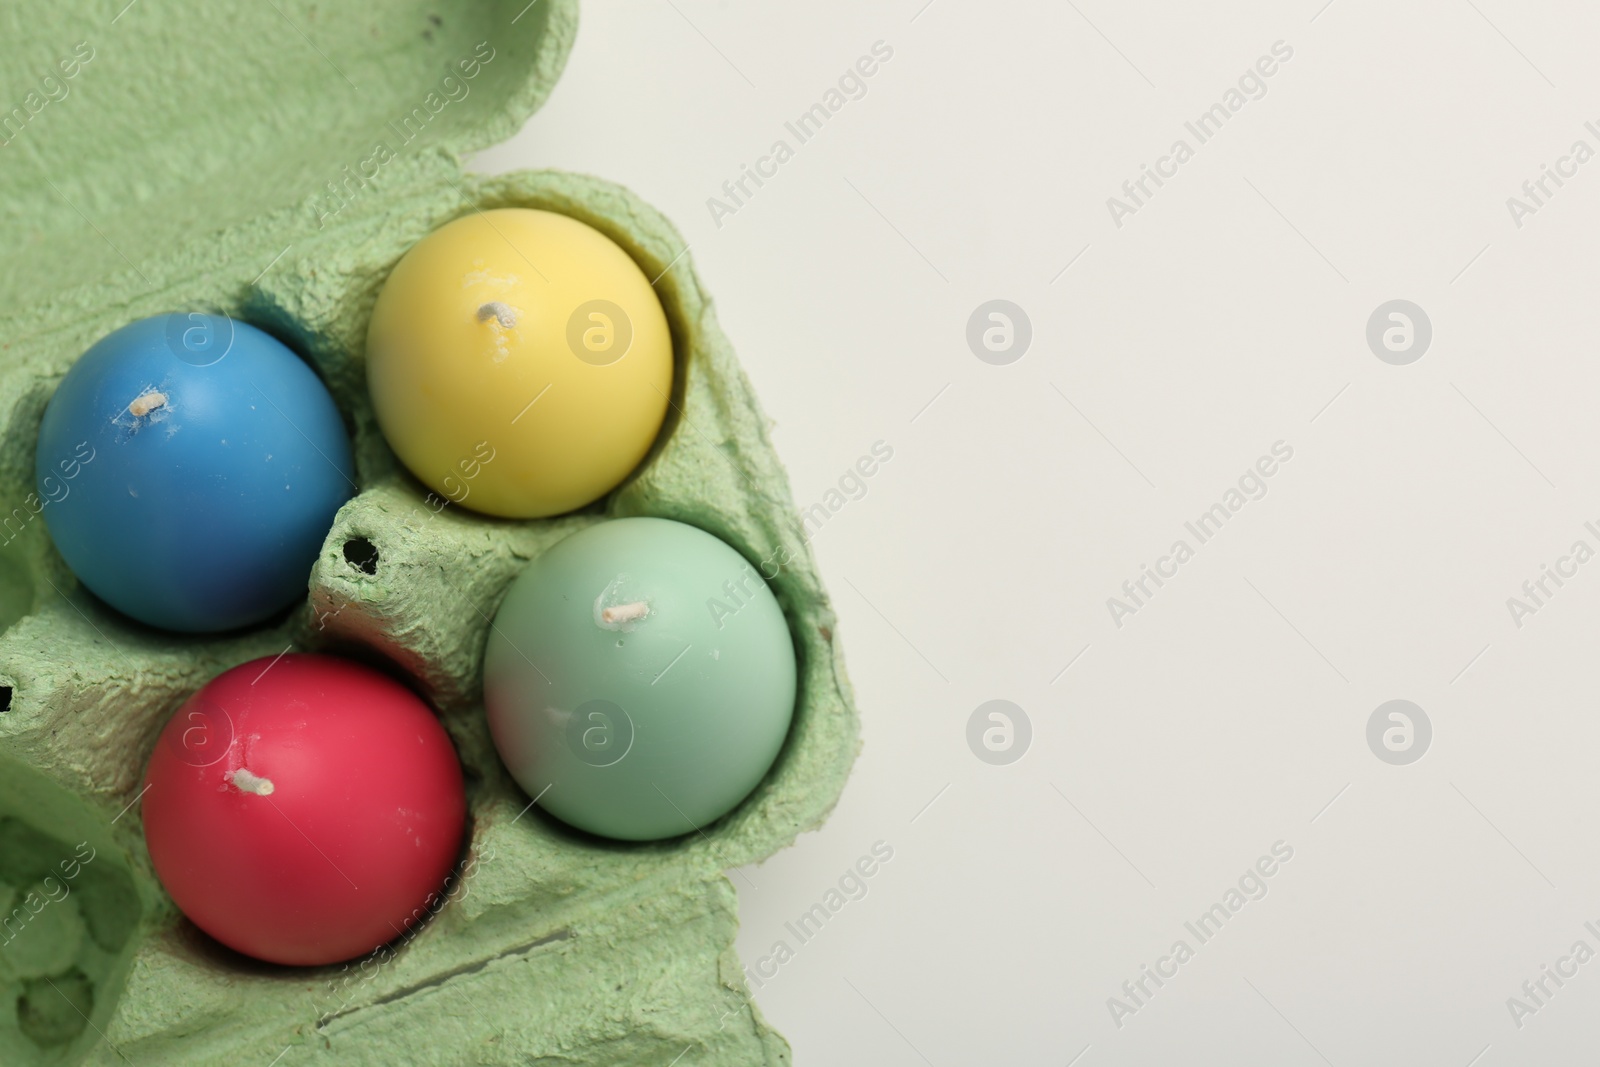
476,2,1600,1063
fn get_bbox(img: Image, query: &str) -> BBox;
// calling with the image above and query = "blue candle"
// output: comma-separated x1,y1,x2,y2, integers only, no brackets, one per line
35,314,354,632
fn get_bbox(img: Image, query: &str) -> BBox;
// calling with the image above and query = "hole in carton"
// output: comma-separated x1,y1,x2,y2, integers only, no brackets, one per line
343,538,379,575
0,686,11,713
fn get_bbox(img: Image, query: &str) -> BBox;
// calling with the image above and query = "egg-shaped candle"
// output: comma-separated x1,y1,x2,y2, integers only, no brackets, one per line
365,208,673,519
142,654,467,967
484,518,796,841
35,314,354,632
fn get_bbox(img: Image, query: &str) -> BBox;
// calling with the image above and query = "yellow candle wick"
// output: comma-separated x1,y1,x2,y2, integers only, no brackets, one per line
476,301,518,329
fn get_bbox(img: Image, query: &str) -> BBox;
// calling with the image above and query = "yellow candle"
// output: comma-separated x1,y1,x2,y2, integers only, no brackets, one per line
366,208,672,518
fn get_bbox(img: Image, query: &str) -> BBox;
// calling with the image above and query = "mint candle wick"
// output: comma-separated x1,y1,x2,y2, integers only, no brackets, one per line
600,601,648,626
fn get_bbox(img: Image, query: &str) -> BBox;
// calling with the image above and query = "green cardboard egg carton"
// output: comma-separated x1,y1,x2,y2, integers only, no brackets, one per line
0,2,860,1062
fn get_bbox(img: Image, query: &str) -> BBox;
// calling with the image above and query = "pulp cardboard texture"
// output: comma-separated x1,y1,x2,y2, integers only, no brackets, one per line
0,2,859,1062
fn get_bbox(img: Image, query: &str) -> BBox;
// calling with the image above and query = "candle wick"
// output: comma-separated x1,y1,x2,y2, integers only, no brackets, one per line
476,301,518,329
230,769,276,796
127,390,168,417
600,601,649,625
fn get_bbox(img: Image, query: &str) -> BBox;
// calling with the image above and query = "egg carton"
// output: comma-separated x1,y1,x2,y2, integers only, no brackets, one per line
0,2,858,1063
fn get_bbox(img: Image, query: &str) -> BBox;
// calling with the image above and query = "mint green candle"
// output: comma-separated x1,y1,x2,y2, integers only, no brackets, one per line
484,517,796,841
